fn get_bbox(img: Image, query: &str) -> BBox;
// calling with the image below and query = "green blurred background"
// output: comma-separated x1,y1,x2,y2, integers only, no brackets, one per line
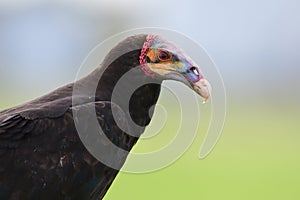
0,0,299,199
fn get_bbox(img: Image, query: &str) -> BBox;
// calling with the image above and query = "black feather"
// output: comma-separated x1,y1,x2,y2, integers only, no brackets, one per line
0,34,163,200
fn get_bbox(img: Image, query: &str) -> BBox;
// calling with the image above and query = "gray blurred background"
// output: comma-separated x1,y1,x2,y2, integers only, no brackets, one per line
1,0,299,109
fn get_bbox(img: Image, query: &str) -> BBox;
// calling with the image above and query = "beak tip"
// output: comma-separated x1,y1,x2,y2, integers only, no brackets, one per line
194,78,211,103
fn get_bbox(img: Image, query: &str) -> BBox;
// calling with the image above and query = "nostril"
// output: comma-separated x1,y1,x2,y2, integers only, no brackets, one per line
190,66,199,76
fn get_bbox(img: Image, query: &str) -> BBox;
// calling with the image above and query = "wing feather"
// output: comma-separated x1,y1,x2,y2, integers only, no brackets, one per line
0,100,139,200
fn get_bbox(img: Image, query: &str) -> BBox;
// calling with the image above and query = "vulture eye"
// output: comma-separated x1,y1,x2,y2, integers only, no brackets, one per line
158,50,170,61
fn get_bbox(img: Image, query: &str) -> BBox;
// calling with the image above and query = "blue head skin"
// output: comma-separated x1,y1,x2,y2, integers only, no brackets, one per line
145,36,211,102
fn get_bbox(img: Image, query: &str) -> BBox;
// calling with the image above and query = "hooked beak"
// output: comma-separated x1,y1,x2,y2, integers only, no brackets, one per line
191,78,211,103
164,70,211,103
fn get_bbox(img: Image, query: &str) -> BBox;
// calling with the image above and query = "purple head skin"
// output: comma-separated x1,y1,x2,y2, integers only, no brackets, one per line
143,35,211,103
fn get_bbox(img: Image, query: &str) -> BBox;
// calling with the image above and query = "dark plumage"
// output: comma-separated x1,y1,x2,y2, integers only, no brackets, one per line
0,34,210,199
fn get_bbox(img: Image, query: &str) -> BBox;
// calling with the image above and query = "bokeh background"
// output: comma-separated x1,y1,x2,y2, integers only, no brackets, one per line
0,0,299,199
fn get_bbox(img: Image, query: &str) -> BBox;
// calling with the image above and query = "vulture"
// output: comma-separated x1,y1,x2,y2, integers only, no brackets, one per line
0,34,211,200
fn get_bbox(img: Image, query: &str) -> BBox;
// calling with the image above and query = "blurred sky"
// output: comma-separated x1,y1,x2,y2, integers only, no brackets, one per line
0,0,299,110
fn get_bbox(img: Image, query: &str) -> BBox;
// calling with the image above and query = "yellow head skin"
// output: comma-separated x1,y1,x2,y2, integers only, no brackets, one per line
144,36,211,102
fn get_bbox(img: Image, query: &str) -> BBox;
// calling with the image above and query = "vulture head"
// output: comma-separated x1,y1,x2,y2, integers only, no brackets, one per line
139,35,211,102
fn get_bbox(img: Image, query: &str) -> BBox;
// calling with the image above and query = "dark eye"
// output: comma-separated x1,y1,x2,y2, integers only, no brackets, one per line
158,50,170,61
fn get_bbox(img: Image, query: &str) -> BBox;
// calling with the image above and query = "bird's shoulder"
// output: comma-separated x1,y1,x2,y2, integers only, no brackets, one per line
0,96,75,148
0,99,132,199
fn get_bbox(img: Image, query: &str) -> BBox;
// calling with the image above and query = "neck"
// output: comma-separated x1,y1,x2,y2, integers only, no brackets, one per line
81,35,163,128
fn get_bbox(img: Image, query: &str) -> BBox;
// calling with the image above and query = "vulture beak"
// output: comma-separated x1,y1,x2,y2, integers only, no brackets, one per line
190,78,211,103
163,65,211,103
